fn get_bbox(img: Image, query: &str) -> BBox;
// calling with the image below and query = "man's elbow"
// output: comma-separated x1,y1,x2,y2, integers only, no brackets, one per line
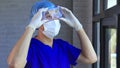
7,60,18,68
7,61,15,68
8,62,25,68
87,56,97,64
7,59,26,68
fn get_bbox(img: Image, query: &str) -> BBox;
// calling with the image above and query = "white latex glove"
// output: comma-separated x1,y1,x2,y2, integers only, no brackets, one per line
60,6,82,31
27,8,48,30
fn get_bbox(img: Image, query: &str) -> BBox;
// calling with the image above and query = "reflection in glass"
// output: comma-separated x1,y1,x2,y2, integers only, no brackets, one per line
106,29,117,68
107,0,117,9
93,0,100,15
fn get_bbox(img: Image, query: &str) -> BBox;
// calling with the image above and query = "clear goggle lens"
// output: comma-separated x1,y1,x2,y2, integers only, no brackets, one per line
42,6,62,20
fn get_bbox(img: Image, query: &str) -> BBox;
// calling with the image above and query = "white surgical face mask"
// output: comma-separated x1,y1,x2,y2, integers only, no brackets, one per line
43,20,61,39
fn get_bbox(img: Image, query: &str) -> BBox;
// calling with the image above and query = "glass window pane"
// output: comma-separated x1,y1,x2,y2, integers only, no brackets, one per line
105,28,117,68
109,29,116,68
93,0,100,15
107,0,117,9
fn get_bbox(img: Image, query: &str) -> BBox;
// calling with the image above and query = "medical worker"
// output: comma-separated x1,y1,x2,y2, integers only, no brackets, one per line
7,1,97,68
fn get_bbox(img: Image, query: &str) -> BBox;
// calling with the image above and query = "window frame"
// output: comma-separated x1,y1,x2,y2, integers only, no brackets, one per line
93,0,120,68
117,14,120,68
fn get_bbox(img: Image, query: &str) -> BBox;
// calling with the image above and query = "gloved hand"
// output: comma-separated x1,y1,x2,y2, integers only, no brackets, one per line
27,8,48,30
60,6,83,31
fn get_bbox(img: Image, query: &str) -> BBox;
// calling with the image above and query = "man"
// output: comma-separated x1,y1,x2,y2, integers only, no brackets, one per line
7,1,97,68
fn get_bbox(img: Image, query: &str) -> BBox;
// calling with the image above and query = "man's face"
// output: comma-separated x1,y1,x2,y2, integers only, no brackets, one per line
38,20,61,39
38,19,60,32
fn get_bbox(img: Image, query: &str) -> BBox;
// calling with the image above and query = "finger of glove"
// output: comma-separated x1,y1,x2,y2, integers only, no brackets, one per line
42,19,49,24
59,18,68,23
38,8,48,14
60,18,73,27
37,8,48,17
60,6,72,14
59,6,73,19
36,19,49,29
38,19,49,26
31,8,48,23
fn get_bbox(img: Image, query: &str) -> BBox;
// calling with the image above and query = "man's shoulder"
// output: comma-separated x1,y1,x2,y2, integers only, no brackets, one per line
54,39,70,46
54,38,67,43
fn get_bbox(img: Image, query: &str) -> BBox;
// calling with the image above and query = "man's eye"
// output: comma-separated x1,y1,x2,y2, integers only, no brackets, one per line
45,13,52,20
46,14,52,18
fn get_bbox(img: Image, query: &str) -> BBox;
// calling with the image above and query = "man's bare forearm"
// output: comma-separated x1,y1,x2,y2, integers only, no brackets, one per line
7,27,35,67
77,28,97,63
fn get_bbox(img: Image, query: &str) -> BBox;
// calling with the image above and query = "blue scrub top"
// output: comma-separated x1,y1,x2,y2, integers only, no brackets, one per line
25,38,81,68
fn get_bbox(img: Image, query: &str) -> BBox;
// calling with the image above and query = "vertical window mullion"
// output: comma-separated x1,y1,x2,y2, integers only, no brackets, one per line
117,14,120,68
93,22,100,68
117,0,120,5
100,0,104,13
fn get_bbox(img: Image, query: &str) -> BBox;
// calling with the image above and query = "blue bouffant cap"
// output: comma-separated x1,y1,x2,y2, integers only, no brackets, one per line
30,0,56,19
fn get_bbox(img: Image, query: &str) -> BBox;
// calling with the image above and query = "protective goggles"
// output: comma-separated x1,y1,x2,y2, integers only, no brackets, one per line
42,6,63,20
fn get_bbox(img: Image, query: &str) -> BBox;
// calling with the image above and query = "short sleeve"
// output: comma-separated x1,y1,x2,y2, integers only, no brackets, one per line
66,43,81,65
25,41,34,68
58,39,81,66
26,45,33,61
26,38,36,62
